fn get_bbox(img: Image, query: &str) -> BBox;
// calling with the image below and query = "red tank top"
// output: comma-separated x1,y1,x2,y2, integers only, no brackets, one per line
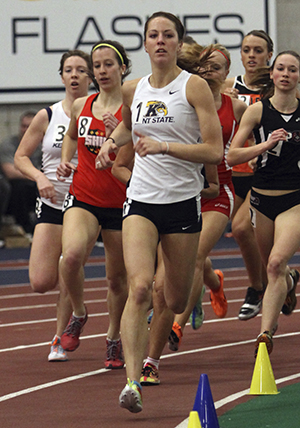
217,94,236,185
70,93,126,208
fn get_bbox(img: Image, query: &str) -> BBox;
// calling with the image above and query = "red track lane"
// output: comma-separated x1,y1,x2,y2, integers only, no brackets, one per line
0,245,299,428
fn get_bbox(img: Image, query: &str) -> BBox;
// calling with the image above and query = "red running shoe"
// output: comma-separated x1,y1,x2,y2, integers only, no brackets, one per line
60,308,88,351
105,338,124,369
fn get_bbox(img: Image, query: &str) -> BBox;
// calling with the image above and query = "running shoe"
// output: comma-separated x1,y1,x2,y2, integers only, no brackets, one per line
147,309,153,325
60,308,88,352
210,270,227,318
255,330,273,357
119,379,143,413
238,287,264,320
168,321,183,351
48,336,68,362
105,338,124,369
282,269,299,315
189,286,205,330
140,363,160,386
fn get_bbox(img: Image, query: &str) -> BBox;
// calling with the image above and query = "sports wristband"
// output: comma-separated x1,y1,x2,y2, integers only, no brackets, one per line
106,137,116,145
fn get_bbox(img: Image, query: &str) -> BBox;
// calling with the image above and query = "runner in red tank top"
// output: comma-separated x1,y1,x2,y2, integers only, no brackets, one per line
56,40,131,369
169,43,247,351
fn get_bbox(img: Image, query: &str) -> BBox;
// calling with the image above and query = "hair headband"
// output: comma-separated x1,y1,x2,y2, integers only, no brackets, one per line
92,43,124,64
215,49,230,68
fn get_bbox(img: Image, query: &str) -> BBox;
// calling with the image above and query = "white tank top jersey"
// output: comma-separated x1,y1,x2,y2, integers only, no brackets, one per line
128,70,204,204
41,101,78,210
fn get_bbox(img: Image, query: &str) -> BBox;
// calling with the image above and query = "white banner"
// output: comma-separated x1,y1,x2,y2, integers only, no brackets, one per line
0,0,276,103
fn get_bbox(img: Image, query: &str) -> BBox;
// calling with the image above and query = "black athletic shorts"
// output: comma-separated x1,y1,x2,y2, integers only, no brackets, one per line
250,189,300,221
122,194,202,234
35,197,63,225
232,175,254,200
63,193,123,230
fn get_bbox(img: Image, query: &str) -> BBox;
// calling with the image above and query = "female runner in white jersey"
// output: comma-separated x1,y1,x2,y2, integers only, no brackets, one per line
14,50,92,361
96,11,223,413
227,50,300,356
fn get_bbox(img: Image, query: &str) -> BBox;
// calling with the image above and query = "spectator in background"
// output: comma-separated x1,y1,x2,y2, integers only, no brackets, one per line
0,111,42,235
0,172,11,245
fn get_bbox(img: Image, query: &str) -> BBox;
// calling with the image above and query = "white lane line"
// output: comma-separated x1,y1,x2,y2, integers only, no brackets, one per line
0,312,240,330
0,368,109,403
159,331,300,361
0,299,107,312
0,333,106,353
0,260,106,271
1,332,300,404
0,312,109,331
0,284,108,299
0,277,107,290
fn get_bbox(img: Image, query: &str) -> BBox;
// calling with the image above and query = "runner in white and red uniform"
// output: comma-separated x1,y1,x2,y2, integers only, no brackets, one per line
169,44,247,355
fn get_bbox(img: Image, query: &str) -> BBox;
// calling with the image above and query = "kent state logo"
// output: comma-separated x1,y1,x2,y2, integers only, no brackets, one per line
145,101,168,117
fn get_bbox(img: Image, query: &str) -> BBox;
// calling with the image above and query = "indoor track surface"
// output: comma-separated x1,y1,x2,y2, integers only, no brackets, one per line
1,236,300,428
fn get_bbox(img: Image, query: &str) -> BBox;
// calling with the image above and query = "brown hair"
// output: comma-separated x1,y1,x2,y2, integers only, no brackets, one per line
177,41,204,74
58,49,92,76
144,11,185,42
244,30,274,54
91,39,131,89
251,50,300,98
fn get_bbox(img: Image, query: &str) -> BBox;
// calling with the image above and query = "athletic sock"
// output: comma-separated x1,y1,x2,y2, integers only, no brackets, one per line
144,356,160,370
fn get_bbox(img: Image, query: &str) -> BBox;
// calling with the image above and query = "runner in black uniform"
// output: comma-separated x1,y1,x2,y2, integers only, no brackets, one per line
223,30,274,321
227,50,300,356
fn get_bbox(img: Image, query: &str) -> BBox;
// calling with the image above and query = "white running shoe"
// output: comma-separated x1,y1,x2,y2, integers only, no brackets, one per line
48,336,68,362
119,379,143,413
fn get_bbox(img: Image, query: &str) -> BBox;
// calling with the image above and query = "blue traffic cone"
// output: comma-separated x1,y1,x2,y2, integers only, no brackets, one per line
193,373,220,428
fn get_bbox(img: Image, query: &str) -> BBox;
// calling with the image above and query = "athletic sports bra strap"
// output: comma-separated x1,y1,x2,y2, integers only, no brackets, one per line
45,106,52,123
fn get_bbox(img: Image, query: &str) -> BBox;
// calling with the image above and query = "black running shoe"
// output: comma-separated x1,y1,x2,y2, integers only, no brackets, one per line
239,287,264,320
282,269,299,315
